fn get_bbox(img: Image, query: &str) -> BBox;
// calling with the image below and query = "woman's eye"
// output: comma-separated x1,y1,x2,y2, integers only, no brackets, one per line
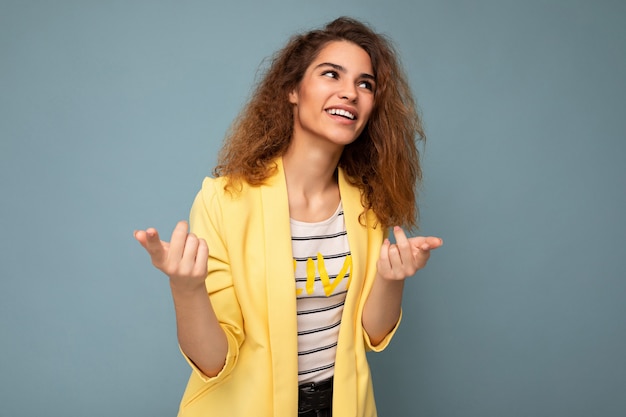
322,71,338,79
358,81,374,91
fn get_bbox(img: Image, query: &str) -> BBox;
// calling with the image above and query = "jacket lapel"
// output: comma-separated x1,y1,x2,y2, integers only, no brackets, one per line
338,168,368,298
334,168,366,416
260,158,299,414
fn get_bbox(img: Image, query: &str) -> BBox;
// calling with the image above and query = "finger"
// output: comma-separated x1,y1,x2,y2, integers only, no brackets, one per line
415,248,431,266
143,228,168,266
133,230,148,249
409,236,443,252
394,227,435,276
377,238,392,273
179,233,200,275
167,221,190,263
392,226,413,267
426,236,444,249
134,229,156,250
144,227,160,248
387,243,406,278
192,238,209,278
408,238,433,270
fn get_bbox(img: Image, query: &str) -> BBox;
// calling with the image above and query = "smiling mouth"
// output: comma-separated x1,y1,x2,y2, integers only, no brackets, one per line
326,108,356,120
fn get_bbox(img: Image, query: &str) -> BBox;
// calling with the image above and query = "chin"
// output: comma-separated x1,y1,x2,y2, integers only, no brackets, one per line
326,131,361,145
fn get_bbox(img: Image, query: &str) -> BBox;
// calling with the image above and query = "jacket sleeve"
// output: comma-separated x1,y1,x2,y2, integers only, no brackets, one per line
360,218,403,352
363,311,402,352
183,177,245,384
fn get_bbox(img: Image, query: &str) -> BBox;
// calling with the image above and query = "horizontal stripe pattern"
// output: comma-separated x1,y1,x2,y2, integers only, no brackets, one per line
291,203,350,384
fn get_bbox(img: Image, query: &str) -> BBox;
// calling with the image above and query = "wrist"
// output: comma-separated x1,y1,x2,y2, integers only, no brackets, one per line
375,272,407,288
169,279,207,297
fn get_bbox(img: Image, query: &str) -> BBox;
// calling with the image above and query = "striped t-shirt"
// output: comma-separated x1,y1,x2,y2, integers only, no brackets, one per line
291,202,352,384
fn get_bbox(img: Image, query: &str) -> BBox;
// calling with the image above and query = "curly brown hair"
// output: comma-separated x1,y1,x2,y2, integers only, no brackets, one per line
214,16,425,229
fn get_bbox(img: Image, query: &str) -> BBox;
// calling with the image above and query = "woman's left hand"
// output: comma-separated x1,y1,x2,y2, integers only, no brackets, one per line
376,226,443,281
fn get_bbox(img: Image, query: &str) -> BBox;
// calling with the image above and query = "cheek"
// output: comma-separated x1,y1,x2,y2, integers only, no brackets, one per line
292,85,311,107
297,90,322,117
361,104,375,125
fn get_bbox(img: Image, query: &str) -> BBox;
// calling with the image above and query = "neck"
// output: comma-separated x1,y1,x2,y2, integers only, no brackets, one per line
282,137,343,196
281,137,343,222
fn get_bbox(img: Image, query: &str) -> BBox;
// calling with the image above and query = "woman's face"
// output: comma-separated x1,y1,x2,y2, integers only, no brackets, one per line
289,40,375,150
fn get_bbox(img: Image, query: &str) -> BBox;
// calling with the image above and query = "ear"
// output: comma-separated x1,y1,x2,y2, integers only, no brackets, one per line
288,88,298,105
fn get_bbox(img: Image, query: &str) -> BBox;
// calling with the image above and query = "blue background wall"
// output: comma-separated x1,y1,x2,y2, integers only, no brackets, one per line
1,1,625,416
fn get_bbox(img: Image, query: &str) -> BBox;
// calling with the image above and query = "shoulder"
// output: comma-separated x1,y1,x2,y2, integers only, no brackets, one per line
193,175,264,216
190,176,262,237
197,176,256,199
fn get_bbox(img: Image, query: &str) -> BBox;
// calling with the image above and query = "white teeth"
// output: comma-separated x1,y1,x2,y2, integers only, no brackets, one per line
327,108,355,120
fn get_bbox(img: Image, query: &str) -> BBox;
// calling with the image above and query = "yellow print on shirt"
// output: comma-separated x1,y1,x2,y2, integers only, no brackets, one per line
295,254,352,296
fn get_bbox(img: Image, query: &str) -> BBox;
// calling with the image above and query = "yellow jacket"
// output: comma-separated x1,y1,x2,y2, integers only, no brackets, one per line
179,158,399,416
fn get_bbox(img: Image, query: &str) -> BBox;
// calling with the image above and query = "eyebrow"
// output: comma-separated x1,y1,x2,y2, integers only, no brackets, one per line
314,62,375,81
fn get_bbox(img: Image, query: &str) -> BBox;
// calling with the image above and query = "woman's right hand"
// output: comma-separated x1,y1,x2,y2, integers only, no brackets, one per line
135,222,227,376
134,221,209,292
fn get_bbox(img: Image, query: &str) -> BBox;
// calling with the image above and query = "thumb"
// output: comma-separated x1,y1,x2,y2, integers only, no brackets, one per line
133,229,149,249
135,228,168,266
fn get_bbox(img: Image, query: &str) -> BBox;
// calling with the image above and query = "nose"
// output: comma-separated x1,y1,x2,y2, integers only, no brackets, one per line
339,81,358,102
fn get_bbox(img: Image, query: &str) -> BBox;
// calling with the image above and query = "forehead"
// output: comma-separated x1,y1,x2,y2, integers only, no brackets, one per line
309,41,373,75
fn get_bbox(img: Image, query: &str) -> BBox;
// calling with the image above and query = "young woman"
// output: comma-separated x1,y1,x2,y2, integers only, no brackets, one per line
135,16,442,417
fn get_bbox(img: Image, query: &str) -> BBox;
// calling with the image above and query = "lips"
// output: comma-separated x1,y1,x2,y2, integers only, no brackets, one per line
326,108,356,120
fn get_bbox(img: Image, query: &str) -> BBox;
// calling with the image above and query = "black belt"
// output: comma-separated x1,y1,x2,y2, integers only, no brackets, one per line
298,376,333,414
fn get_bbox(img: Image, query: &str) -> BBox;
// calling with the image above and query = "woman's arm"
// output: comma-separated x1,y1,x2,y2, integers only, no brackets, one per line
362,226,443,346
135,221,228,377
